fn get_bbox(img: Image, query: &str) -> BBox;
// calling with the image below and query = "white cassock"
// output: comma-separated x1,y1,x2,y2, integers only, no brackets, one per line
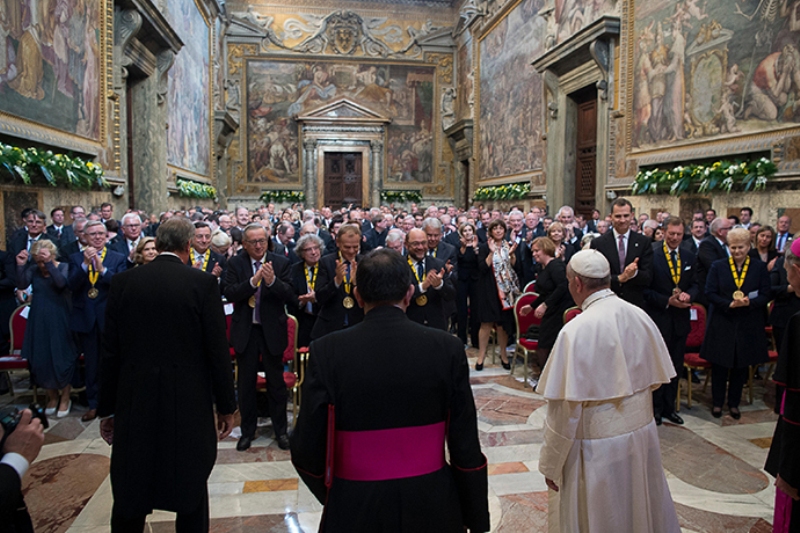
537,288,680,533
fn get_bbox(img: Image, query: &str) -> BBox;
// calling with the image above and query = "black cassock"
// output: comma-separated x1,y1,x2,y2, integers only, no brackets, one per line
291,305,490,533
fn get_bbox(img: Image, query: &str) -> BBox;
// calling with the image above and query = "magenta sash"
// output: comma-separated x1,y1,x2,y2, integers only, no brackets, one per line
334,421,446,481
774,390,794,533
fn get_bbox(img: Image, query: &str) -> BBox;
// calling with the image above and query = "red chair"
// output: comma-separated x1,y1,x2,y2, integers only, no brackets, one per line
510,292,540,388
523,281,537,293
256,315,306,427
0,304,36,401
562,306,582,325
679,304,709,410
224,311,238,381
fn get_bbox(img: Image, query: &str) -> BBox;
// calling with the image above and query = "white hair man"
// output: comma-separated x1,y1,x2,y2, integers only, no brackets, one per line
538,249,679,532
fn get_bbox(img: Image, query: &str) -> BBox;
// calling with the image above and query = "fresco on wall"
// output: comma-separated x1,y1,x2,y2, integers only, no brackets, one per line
246,60,435,184
479,0,546,180
166,0,210,176
555,0,616,43
457,41,473,121
632,0,800,151
0,0,102,140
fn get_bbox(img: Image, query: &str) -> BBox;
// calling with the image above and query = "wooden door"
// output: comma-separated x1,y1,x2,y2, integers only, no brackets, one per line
575,98,597,218
324,152,362,208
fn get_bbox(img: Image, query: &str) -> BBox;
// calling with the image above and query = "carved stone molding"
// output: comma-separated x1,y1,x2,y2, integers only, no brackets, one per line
531,16,620,79
156,50,175,105
114,0,183,79
214,110,239,154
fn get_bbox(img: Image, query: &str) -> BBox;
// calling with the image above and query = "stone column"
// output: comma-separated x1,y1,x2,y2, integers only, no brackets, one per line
303,138,318,207
370,138,383,207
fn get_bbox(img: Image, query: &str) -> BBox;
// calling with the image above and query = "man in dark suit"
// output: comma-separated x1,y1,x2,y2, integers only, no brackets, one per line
644,217,699,426
273,221,299,264
557,205,584,243
291,249,490,533
404,228,455,330
109,213,144,269
68,220,127,421
695,217,732,305
423,217,458,331
680,218,706,255
98,217,236,533
100,202,122,239
189,222,225,286
57,205,84,245
224,223,295,452
58,218,87,261
46,207,67,244
590,198,653,308
7,209,53,257
310,224,365,340
0,408,44,533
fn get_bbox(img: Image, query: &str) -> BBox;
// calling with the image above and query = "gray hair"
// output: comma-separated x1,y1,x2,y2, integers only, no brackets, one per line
302,209,315,222
421,217,442,232
295,234,324,258
84,220,106,233
643,219,659,230
385,228,406,245
710,217,729,236
121,212,142,225
785,235,798,267
557,205,575,218
156,217,195,253
210,229,231,248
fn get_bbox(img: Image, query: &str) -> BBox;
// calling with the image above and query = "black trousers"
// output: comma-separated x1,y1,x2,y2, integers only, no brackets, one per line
456,278,479,346
237,325,287,439
76,325,102,410
711,364,749,409
653,333,686,417
110,490,209,533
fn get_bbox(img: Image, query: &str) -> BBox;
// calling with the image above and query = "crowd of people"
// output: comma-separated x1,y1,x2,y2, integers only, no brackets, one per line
0,197,798,531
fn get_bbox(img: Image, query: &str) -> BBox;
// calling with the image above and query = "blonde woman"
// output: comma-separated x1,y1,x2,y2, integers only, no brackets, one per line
133,237,157,266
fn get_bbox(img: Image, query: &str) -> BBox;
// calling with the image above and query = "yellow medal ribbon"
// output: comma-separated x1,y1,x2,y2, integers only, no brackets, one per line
305,263,318,291
88,247,108,288
663,242,681,287
339,252,352,295
407,256,426,284
194,248,210,270
729,255,749,292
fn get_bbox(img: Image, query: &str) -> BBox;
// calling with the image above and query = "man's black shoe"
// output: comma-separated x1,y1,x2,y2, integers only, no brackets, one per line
691,371,701,384
236,435,253,451
655,415,662,426
276,434,290,450
665,413,684,425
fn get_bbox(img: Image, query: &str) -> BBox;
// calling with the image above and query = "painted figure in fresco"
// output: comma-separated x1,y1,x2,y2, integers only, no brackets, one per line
355,66,392,109
77,4,98,138
52,0,72,97
287,65,336,116
634,35,654,146
647,26,670,143
8,3,44,100
664,17,687,141
743,43,800,121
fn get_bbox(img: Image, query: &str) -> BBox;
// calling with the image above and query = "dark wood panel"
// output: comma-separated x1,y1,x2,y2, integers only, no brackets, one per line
324,152,362,208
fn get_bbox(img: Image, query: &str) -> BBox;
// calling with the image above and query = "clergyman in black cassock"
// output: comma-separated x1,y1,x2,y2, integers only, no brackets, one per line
292,249,490,533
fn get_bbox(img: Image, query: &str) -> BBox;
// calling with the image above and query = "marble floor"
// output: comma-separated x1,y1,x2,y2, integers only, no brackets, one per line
3,347,780,533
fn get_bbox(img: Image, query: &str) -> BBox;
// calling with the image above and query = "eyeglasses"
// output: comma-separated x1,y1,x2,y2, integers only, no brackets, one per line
123,224,141,229
85,232,105,237
246,239,268,246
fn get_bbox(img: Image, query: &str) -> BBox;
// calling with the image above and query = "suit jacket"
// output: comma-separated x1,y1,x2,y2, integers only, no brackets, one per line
68,248,127,333
58,240,81,262
428,241,457,276
442,230,460,249
46,224,70,244
680,237,700,256
6,233,54,257
644,243,699,340
405,254,456,330
696,235,728,304
310,253,364,340
291,305,490,532
224,251,295,356
98,254,236,516
590,230,653,308
109,238,139,270
0,463,33,533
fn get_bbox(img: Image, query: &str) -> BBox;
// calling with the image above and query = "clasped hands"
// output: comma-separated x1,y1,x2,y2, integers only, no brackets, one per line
251,261,276,287
334,259,357,286
298,290,316,305
83,246,104,271
730,296,750,308
668,291,692,308
422,268,446,290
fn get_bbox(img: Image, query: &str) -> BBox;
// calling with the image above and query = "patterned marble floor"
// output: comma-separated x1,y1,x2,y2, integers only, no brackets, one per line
4,347,779,533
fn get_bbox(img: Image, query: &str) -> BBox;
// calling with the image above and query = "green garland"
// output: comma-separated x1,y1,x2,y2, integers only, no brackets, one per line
0,142,108,189
380,190,423,203
177,178,217,199
632,158,777,196
472,182,531,201
260,190,306,203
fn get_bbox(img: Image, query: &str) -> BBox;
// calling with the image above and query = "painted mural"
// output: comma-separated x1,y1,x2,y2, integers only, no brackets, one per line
166,0,210,176
0,0,102,140
246,60,435,184
555,0,616,43
457,40,473,121
632,0,800,151
479,0,546,180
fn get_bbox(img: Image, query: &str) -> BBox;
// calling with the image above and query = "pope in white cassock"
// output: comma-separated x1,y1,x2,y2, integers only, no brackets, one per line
537,249,681,533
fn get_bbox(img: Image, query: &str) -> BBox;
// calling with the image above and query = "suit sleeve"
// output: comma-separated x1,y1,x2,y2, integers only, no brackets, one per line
223,258,257,304
750,263,772,309
628,236,654,288
290,341,332,503
447,338,490,532
776,313,800,489
0,463,24,524
313,259,340,306
98,275,123,418
201,275,236,415
262,258,296,305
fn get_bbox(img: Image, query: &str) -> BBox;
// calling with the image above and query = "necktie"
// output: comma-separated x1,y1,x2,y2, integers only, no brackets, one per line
670,250,678,267
617,234,626,268
779,233,787,252
306,266,314,313
57,228,62,238
417,261,424,280
253,261,262,324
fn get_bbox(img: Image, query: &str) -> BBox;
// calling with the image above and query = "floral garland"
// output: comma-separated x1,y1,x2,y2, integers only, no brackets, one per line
260,190,306,203
176,178,217,199
632,158,777,196
0,142,108,189
472,182,531,201
380,190,423,203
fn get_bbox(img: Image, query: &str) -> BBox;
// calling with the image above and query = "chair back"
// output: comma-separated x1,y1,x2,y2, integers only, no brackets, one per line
284,314,298,364
523,281,537,293
686,303,707,350
514,292,541,341
9,304,29,355
563,306,582,325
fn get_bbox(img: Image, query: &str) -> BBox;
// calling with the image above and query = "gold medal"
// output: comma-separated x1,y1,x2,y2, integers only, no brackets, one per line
88,287,99,299
672,287,682,295
729,256,749,302
733,290,745,300
248,295,257,308
342,296,355,309
415,294,428,306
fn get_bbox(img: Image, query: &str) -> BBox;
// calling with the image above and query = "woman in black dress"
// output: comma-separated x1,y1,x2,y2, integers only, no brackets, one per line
16,240,77,418
475,219,519,371
749,225,778,271
456,222,480,348
520,237,574,373
290,233,324,347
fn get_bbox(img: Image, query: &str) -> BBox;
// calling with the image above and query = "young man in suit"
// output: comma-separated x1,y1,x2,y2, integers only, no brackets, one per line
98,217,235,533
69,220,127,421
224,223,295,451
590,198,654,308
46,207,67,243
404,228,455,330
644,217,699,426
291,249,490,533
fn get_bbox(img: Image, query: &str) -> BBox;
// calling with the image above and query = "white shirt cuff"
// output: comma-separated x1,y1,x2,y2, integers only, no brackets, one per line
1,452,29,479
